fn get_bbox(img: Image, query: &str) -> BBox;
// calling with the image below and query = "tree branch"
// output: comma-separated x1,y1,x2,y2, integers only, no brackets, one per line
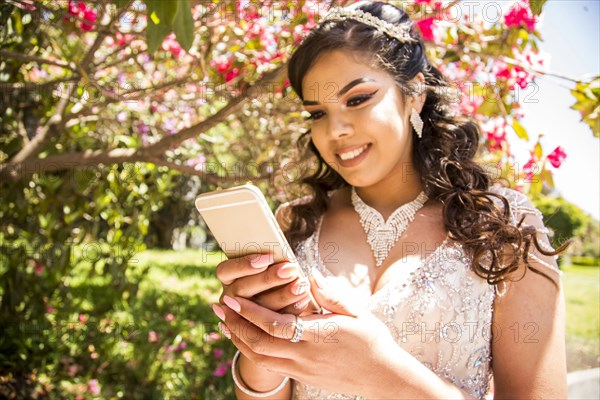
1,63,289,182
147,64,288,154
0,50,76,71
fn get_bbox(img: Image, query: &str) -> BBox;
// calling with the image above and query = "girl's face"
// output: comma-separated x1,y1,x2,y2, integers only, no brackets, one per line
302,50,420,189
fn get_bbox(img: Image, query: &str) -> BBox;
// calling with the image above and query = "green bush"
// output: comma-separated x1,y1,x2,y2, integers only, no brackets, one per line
570,256,600,267
532,195,599,257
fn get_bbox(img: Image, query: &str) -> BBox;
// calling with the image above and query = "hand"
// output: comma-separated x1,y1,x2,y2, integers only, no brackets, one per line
215,254,314,315
215,271,412,399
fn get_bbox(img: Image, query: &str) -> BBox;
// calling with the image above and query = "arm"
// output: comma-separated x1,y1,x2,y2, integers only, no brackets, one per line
491,197,568,398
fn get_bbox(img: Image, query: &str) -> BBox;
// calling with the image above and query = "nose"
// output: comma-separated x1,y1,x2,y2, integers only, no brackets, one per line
327,114,353,140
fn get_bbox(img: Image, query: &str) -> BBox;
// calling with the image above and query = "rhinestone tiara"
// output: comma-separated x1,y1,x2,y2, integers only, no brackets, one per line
316,7,415,43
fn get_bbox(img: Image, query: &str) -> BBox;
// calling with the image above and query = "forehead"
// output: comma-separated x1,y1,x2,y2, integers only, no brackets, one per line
301,50,392,98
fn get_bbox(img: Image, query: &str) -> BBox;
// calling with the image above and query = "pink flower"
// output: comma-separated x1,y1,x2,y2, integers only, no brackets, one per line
168,41,182,58
34,262,44,276
212,361,230,377
213,348,225,359
78,313,88,324
415,17,436,42
504,1,536,32
225,67,241,83
68,0,80,16
493,61,534,90
175,341,187,352
523,156,539,182
161,34,184,58
212,55,232,73
415,0,433,4
83,8,97,23
547,146,567,168
46,306,55,314
87,379,101,395
185,154,206,171
164,313,174,322
148,331,158,343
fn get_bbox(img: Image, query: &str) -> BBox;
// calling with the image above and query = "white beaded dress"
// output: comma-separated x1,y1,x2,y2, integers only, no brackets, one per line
289,187,560,400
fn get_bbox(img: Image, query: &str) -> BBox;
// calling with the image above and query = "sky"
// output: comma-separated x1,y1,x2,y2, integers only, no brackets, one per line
518,0,600,219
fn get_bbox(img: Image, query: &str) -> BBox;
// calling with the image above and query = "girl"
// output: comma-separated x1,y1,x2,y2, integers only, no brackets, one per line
212,2,568,399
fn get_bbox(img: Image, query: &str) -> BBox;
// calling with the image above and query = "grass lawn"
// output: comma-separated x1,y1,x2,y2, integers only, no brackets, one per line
561,262,600,372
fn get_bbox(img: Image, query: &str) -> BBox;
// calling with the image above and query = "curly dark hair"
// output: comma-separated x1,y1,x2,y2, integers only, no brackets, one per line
285,1,567,287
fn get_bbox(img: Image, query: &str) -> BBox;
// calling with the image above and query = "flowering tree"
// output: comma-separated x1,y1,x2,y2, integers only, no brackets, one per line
1,0,598,397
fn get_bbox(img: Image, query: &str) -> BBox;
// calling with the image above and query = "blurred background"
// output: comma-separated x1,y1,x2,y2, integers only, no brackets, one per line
1,0,598,398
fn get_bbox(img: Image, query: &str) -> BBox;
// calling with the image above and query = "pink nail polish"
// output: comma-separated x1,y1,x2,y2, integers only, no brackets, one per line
218,322,231,339
277,265,298,279
223,295,241,313
212,304,225,322
249,254,273,269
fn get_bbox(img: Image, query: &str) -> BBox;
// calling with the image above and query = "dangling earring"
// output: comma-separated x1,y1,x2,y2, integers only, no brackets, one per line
410,108,424,139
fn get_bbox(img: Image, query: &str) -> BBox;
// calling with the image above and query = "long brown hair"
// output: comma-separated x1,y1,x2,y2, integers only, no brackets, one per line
285,1,566,286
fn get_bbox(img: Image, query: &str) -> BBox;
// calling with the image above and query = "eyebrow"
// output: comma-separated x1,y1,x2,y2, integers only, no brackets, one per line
302,77,376,106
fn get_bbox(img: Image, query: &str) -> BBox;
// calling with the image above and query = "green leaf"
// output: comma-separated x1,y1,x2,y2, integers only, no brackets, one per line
114,0,130,8
147,22,170,53
145,0,178,53
529,0,547,16
534,142,543,159
570,77,600,137
476,99,500,117
512,119,529,140
146,0,178,25
541,168,555,189
173,0,195,52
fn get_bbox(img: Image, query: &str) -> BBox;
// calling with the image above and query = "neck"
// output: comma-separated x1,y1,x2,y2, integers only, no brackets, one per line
353,165,425,219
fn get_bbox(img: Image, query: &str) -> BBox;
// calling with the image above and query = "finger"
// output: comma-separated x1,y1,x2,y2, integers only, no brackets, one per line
215,253,275,285
225,262,301,299
219,301,295,358
223,295,321,343
277,294,312,315
252,277,310,311
308,269,364,317
218,322,303,381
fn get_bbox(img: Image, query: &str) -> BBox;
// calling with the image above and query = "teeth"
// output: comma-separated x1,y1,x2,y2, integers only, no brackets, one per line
339,145,368,161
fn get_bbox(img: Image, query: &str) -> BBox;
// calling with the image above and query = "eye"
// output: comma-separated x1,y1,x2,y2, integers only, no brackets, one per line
305,111,325,121
347,89,379,107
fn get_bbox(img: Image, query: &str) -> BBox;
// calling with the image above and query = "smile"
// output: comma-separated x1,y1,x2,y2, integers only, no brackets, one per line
337,144,370,161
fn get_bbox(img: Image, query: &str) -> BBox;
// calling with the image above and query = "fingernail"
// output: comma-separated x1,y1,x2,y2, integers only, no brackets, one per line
312,269,325,289
212,304,225,322
249,254,273,268
292,279,308,295
218,322,231,339
277,264,298,279
223,295,241,313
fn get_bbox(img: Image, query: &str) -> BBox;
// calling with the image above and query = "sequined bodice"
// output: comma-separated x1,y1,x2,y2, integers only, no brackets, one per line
290,187,559,400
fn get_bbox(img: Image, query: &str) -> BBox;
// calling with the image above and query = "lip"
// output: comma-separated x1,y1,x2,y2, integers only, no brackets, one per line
335,143,372,168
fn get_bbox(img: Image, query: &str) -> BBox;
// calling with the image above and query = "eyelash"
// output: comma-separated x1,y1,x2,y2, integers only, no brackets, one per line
305,90,379,121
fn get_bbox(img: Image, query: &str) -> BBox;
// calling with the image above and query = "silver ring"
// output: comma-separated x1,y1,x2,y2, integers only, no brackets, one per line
290,316,304,343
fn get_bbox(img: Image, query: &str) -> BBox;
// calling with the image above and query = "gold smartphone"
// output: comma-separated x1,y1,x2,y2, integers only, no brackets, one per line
195,184,321,312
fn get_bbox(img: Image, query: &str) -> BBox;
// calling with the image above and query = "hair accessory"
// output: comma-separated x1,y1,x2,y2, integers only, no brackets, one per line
317,7,415,43
231,351,289,397
352,187,428,267
410,108,424,138
290,315,304,343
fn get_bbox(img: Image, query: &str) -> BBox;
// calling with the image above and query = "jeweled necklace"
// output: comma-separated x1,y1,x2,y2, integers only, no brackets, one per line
351,187,429,267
